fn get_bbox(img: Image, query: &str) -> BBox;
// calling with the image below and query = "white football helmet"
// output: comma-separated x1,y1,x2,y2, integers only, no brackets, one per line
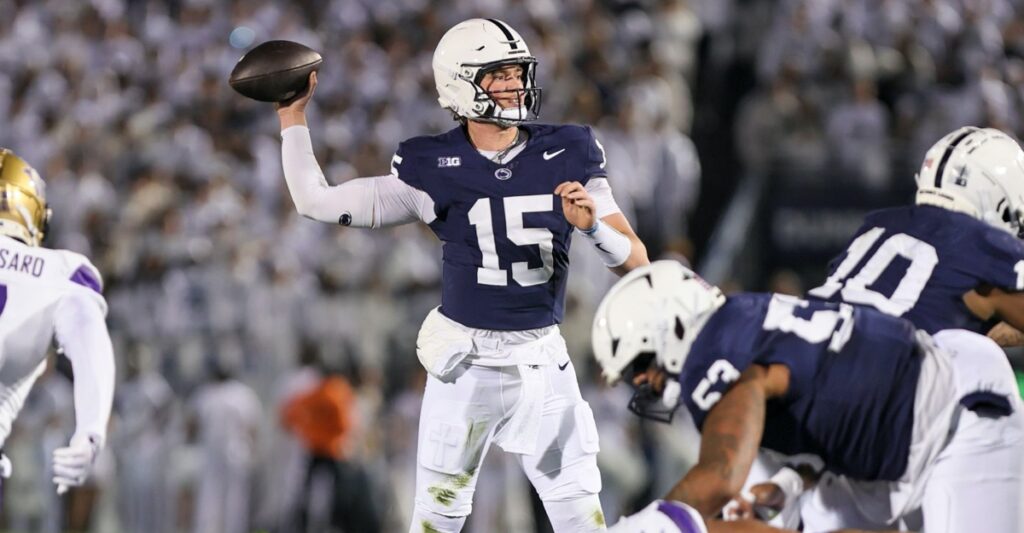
432,18,542,127
592,261,725,422
916,126,1024,237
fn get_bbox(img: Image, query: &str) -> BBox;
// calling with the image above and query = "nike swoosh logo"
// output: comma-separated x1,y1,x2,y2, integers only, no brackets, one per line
543,148,566,160
558,361,570,371
595,243,610,254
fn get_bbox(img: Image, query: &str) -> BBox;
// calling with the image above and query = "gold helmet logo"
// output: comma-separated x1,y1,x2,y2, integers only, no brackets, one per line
0,149,51,246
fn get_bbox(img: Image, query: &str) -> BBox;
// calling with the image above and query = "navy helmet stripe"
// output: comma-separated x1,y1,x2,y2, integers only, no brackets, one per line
934,128,977,188
486,19,518,50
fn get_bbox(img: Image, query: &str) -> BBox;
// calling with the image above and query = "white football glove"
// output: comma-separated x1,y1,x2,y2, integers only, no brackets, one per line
52,433,102,495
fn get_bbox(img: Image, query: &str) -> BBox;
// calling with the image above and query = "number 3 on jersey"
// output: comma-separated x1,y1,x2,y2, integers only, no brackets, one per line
469,195,554,287
692,359,741,411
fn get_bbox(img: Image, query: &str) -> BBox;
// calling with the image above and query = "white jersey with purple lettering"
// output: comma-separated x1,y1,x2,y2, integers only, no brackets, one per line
0,235,106,446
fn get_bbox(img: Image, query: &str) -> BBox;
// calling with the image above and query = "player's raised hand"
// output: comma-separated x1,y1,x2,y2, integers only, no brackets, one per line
277,71,318,120
555,181,596,231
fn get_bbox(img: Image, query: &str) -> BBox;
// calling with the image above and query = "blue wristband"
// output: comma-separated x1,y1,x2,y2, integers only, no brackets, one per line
579,221,600,235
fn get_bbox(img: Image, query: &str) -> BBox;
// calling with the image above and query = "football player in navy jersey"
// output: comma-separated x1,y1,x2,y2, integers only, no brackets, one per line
592,261,1024,532
809,126,1024,341
726,127,1024,529
275,18,648,533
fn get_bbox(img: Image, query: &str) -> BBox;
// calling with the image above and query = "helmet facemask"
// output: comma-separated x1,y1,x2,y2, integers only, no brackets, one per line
592,261,726,424
621,351,685,423
997,197,1024,238
465,58,542,128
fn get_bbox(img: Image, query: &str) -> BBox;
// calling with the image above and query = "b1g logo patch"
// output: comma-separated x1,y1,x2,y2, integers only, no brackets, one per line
438,156,461,168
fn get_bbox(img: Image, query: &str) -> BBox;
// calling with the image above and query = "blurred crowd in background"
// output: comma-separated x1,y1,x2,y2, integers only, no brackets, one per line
0,0,1022,532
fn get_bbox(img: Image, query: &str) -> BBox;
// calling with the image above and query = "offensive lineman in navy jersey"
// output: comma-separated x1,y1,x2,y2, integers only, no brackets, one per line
729,128,1024,529
592,261,1024,532
275,19,649,533
809,126,1024,341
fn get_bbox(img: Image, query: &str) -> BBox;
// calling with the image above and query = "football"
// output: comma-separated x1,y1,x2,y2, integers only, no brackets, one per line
228,40,322,102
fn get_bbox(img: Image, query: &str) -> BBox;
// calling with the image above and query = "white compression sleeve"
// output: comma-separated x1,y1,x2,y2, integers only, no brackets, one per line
585,178,622,219
53,290,115,448
281,125,374,225
280,126,431,227
374,174,436,226
577,220,632,268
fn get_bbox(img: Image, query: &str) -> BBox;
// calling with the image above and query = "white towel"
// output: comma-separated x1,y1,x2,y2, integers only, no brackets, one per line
494,363,548,455
415,308,475,380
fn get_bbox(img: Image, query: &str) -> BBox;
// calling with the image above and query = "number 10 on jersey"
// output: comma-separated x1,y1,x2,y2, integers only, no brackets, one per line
469,195,555,287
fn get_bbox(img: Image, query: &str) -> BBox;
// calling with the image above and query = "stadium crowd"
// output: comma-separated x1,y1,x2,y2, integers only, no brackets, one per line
0,0,1021,531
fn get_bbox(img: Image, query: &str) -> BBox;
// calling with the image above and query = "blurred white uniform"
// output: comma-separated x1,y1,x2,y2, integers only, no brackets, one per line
191,378,262,533
0,235,111,450
115,368,176,533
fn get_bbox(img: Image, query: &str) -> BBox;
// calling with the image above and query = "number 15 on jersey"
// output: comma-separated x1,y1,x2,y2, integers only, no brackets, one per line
469,195,556,287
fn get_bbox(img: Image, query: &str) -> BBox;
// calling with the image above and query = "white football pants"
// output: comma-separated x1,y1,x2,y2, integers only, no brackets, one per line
801,329,1024,532
408,361,605,533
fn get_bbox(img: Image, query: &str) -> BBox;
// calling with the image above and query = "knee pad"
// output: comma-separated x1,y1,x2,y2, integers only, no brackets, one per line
934,330,1018,400
526,402,602,502
535,452,602,502
542,494,607,532
416,417,492,516
409,502,468,533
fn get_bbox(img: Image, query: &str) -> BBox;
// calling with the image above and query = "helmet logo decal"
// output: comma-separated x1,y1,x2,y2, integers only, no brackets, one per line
935,128,976,187
954,165,968,186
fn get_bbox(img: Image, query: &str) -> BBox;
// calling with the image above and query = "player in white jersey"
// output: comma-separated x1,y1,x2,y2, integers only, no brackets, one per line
0,149,115,494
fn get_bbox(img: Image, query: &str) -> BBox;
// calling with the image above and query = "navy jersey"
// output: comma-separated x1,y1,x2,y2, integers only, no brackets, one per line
681,293,922,481
809,205,1024,333
391,123,607,330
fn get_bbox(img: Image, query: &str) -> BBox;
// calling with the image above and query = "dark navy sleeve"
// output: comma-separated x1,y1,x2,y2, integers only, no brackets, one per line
679,315,761,430
681,350,759,429
972,227,1024,292
390,142,422,191
584,126,608,181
